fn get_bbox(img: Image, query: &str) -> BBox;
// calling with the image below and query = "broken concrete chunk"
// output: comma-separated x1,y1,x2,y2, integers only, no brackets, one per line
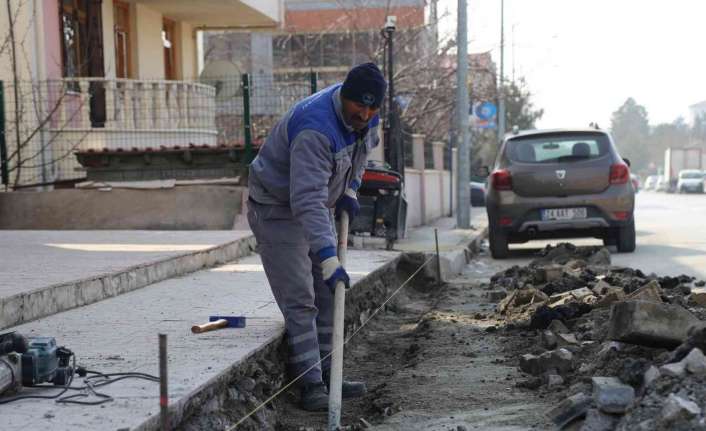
546,374,565,388
684,347,706,374
556,332,579,346
689,287,706,306
497,288,549,314
592,280,613,295
587,248,611,266
547,392,592,429
591,376,635,414
520,354,543,376
570,287,594,301
520,348,573,376
642,366,661,388
579,408,620,431
627,280,663,303
659,361,687,378
660,393,701,424
538,265,564,283
608,301,701,348
549,319,571,334
594,288,627,309
541,330,558,350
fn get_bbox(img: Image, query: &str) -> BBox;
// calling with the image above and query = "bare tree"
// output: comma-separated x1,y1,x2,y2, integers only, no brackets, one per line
1,0,91,190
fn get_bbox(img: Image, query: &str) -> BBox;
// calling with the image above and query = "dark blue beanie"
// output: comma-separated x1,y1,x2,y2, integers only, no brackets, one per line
341,63,387,109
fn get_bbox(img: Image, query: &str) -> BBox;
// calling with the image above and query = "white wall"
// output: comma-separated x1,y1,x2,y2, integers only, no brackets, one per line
405,170,455,228
135,3,164,79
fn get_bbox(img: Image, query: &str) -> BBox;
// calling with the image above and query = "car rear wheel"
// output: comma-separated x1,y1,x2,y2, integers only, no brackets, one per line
616,219,636,253
602,232,617,247
489,226,509,259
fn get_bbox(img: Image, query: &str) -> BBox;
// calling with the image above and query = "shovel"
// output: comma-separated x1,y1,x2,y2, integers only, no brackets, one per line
328,211,348,430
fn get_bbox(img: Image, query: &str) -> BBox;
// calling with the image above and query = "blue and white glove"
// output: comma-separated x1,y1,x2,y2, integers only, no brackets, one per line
317,246,350,293
335,186,360,221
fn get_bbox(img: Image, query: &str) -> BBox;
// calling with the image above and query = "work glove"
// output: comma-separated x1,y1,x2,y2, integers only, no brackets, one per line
335,187,360,221
317,246,350,293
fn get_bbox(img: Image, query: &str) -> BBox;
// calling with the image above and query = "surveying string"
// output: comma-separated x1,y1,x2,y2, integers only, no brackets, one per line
227,254,436,430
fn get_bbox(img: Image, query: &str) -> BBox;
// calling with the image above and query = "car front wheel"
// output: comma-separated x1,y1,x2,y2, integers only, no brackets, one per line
616,219,636,253
489,225,509,259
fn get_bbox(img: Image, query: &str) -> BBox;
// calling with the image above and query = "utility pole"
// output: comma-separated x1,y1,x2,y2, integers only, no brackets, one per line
456,0,471,228
497,0,506,144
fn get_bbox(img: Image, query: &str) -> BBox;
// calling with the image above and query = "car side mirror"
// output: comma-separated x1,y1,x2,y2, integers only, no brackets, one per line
477,166,490,177
623,158,631,167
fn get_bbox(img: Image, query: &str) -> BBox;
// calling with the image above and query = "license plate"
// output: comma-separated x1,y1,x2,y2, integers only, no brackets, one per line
541,207,587,221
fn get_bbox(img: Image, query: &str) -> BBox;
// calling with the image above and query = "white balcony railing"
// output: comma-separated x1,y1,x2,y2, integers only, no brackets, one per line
48,78,216,133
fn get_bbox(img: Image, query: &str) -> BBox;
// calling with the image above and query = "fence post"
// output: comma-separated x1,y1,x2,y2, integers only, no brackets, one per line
310,70,318,95
242,73,253,163
0,81,7,186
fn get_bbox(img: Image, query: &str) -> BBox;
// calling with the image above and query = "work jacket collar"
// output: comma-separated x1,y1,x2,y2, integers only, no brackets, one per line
333,87,355,133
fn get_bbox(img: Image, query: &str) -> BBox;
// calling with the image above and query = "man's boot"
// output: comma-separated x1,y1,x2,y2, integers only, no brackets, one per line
323,370,367,399
300,381,328,411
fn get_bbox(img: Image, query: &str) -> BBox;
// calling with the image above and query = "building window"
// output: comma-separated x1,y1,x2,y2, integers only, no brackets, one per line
114,0,131,78
60,0,89,78
163,18,177,80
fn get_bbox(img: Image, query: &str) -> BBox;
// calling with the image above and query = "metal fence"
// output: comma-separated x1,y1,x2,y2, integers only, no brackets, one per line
0,72,320,188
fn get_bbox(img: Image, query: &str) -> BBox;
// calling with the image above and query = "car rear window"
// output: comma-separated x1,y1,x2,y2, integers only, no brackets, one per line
679,171,703,179
505,133,611,164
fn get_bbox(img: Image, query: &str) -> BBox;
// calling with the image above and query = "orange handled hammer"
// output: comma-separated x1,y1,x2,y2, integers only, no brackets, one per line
191,316,246,334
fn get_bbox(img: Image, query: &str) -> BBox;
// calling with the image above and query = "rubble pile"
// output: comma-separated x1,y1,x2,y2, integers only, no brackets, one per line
487,243,706,430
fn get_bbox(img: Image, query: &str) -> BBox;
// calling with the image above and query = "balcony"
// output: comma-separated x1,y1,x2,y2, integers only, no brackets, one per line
35,78,218,183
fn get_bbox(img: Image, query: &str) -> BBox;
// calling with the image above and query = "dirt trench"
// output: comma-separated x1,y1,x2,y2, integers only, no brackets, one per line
274,252,552,430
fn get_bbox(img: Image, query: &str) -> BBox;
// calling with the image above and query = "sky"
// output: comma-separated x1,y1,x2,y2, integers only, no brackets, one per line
436,0,706,129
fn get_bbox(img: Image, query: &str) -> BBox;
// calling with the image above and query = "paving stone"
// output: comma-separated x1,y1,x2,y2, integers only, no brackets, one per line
591,376,635,414
684,347,706,374
660,393,701,424
627,280,663,303
579,408,620,431
608,300,702,348
547,392,592,429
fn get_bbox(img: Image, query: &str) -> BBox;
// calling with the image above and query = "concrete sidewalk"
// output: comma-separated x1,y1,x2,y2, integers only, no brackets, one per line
0,213,488,430
1,249,399,431
0,231,256,329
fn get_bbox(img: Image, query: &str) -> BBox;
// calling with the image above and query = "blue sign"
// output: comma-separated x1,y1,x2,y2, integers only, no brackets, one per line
475,102,497,120
471,101,497,129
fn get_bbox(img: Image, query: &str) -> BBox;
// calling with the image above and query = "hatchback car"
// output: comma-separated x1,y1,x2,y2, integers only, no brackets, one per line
677,169,704,193
485,128,636,258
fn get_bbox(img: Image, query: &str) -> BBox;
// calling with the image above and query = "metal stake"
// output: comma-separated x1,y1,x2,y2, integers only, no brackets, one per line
159,334,169,431
435,228,441,287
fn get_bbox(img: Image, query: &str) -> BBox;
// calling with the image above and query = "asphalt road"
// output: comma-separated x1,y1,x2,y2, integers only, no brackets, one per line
498,190,706,281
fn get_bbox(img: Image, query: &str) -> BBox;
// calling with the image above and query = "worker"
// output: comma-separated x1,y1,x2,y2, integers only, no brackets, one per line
247,63,386,411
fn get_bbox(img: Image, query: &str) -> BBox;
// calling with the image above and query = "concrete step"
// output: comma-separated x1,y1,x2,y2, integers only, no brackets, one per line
0,231,256,330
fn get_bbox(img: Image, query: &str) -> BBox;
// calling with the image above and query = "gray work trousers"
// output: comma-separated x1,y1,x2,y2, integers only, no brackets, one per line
247,200,336,385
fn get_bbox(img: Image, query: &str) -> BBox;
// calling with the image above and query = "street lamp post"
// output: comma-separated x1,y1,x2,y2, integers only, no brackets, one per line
382,16,403,180
497,0,506,144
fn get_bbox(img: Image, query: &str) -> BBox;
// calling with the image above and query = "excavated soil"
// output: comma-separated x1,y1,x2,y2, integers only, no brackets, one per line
273,250,553,430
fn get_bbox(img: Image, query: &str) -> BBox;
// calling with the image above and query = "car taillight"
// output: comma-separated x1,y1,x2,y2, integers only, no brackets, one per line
499,216,513,226
610,164,629,184
491,169,513,191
